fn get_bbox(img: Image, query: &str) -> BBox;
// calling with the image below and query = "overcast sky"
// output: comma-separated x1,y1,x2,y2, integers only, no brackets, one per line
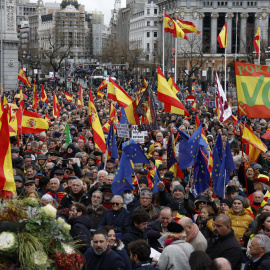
31,0,126,25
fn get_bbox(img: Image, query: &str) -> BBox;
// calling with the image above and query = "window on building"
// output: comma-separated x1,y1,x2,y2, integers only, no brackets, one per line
154,32,157,37
147,9,150,14
154,9,157,14
154,21,157,26
147,32,150,37
147,21,150,26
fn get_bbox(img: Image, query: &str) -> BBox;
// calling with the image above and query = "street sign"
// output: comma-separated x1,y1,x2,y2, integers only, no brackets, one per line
67,77,71,81
186,95,196,106
50,77,55,80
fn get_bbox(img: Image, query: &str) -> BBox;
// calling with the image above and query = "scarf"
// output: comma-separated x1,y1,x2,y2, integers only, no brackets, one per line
258,229,270,237
186,223,199,243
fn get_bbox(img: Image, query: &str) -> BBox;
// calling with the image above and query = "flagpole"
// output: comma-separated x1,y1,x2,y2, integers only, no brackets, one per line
225,47,227,95
163,8,165,74
235,11,238,60
258,18,261,64
174,38,177,82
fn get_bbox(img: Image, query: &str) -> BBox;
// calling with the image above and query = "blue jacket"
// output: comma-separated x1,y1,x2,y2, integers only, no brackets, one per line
112,242,132,270
84,246,125,270
98,207,131,233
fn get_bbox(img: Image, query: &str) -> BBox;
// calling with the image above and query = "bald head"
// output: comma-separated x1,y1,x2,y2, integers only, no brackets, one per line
210,258,232,270
215,214,232,227
178,217,193,227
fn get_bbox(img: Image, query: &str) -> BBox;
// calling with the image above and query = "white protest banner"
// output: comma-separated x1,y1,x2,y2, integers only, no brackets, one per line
117,123,130,138
132,125,147,143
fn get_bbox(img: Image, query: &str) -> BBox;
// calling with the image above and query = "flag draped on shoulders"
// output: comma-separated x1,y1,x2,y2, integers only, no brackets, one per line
157,66,189,116
88,89,106,152
18,66,31,87
217,22,227,48
0,105,16,199
108,77,133,108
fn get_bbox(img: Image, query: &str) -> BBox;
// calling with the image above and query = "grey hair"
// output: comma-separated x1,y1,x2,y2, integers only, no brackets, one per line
41,194,53,202
50,178,60,185
253,190,264,198
254,234,270,253
93,190,103,199
72,179,83,186
97,170,108,178
31,141,39,147
106,173,115,178
112,195,124,203
233,155,241,167
140,189,153,199
229,180,240,188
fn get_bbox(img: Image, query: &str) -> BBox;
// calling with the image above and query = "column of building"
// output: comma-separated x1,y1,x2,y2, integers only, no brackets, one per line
226,12,234,54
239,13,248,54
210,12,219,53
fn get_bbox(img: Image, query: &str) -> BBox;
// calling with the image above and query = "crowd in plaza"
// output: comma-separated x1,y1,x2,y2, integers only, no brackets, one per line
3,75,270,270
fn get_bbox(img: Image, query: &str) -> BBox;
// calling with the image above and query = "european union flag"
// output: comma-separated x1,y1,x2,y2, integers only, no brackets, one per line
152,168,161,193
178,123,202,169
111,152,134,195
167,132,177,170
212,133,223,183
120,106,129,124
176,127,189,141
192,149,210,197
106,123,119,161
122,139,150,164
213,139,235,198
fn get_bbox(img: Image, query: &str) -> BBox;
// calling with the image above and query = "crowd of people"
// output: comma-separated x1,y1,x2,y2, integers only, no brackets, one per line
4,77,270,270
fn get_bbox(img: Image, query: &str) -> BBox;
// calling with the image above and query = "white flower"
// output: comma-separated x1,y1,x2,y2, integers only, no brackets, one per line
62,222,71,232
41,204,57,219
0,232,18,253
32,251,48,266
62,243,74,254
57,217,65,224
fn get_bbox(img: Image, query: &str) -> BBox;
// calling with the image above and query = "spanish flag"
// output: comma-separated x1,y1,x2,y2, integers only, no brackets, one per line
19,86,25,110
18,66,31,87
192,101,197,112
0,105,16,199
97,79,108,92
254,26,260,57
18,110,49,134
53,93,60,120
78,85,84,108
124,100,140,125
164,13,188,40
143,76,148,88
168,75,180,94
64,92,73,101
33,82,38,111
157,66,189,116
108,77,133,108
97,91,105,99
41,85,49,105
88,89,106,153
45,112,51,125
102,103,118,133
217,22,227,48
176,17,201,35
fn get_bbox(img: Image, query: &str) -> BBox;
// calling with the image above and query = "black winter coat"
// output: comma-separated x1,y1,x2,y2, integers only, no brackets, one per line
69,214,92,253
206,230,242,270
59,192,92,210
133,261,159,270
244,253,270,270
98,207,131,233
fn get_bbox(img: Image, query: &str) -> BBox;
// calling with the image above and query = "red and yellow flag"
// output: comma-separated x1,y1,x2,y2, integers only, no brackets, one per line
192,101,197,112
164,13,188,40
97,79,108,92
41,85,49,105
108,77,133,108
18,66,31,87
53,93,60,120
157,66,189,116
33,82,38,111
168,75,180,94
235,61,270,118
78,85,84,108
0,105,16,199
176,17,201,35
19,86,25,110
217,22,227,48
64,92,73,101
88,89,106,152
254,26,260,57
102,103,118,133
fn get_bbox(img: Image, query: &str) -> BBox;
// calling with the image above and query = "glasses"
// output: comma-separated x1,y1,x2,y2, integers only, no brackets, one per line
189,128,194,130
112,202,121,206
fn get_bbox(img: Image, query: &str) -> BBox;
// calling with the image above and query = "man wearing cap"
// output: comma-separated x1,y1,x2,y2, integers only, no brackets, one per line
14,176,23,189
35,154,47,174
101,185,113,210
226,185,239,200
225,196,254,242
53,169,65,182
158,164,167,178
220,199,232,213
105,159,116,174
46,178,66,203
228,130,240,149
11,147,20,159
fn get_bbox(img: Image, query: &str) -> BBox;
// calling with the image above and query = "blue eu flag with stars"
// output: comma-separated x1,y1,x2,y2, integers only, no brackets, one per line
106,123,119,161
192,149,210,197
167,132,177,170
120,106,129,124
178,123,202,169
111,152,134,195
213,139,235,198
212,133,223,183
122,139,150,164
152,169,162,193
